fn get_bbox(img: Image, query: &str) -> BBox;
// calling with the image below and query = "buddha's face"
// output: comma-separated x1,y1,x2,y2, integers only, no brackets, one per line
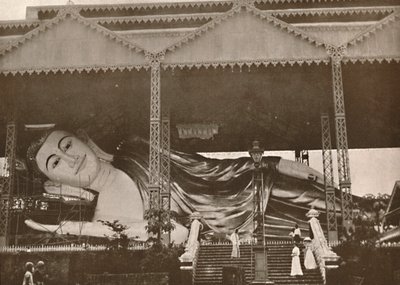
36,130,100,187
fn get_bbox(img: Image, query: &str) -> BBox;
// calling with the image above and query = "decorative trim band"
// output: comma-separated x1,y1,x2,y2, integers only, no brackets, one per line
346,11,400,47
0,64,149,76
33,1,233,15
255,0,354,3
161,58,330,70
294,22,375,32
0,9,147,58
163,4,326,54
93,12,221,25
0,20,40,29
342,56,400,65
117,28,196,38
269,6,398,18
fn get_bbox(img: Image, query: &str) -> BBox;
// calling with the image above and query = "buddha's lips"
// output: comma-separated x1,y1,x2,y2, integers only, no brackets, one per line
75,154,86,175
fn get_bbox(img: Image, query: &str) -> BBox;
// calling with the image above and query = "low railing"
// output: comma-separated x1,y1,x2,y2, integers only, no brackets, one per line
0,243,148,253
200,240,295,245
378,241,400,248
307,208,339,284
85,272,168,285
179,213,203,285
327,240,343,248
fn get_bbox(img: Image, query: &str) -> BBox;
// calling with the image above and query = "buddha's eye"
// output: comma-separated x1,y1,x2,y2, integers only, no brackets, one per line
63,141,72,151
52,158,60,169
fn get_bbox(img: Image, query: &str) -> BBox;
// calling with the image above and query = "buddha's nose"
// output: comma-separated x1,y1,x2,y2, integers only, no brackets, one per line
59,152,79,168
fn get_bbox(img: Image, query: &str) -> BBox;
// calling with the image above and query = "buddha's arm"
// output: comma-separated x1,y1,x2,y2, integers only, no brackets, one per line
25,219,148,240
24,219,188,244
43,181,95,201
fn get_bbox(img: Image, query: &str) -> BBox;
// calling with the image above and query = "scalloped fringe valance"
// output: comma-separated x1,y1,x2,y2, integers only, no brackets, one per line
1,56,398,76
0,64,149,76
342,57,400,64
162,58,330,70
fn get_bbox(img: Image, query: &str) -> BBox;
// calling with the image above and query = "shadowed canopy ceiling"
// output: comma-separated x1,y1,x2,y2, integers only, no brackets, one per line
0,60,399,158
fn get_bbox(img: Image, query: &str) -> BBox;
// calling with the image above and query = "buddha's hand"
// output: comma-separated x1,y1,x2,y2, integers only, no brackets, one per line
43,180,95,203
24,219,188,244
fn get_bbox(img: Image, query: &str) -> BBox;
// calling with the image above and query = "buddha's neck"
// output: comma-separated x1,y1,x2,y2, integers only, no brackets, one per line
88,162,117,192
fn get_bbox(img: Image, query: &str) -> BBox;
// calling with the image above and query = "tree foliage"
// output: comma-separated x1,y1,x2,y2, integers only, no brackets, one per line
139,243,184,285
144,208,175,244
353,193,390,238
97,219,130,250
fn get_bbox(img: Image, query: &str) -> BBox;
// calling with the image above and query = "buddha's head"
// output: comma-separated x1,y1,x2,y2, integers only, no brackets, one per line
28,130,101,187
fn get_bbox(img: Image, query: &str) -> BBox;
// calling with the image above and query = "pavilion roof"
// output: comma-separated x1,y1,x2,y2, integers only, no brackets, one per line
0,0,399,155
384,181,400,225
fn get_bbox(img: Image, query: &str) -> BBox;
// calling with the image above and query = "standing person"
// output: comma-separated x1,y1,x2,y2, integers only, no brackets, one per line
293,224,302,243
289,227,295,242
22,262,34,285
303,237,317,269
230,229,240,258
290,243,303,277
33,261,46,285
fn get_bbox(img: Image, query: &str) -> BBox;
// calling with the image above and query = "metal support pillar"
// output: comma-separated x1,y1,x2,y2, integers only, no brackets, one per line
0,121,17,246
252,168,265,245
321,113,338,242
160,110,171,242
251,168,273,284
295,150,309,166
147,53,163,210
328,46,353,233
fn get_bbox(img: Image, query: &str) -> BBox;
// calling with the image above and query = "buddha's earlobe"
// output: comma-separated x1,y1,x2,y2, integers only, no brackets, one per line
76,129,113,163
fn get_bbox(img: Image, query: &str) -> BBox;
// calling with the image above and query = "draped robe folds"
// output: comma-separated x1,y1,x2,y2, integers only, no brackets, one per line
111,137,341,237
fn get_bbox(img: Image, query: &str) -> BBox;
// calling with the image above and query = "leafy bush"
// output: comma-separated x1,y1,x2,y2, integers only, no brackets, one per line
97,219,130,250
144,208,175,244
140,243,184,285
331,241,396,285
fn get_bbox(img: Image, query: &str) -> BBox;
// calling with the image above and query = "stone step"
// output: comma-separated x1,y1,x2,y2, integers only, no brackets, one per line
195,242,322,285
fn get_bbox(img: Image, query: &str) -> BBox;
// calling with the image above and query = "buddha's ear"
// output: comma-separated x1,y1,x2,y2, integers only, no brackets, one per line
76,129,114,163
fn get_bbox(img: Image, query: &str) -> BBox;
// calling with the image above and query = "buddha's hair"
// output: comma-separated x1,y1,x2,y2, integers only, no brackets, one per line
26,131,52,177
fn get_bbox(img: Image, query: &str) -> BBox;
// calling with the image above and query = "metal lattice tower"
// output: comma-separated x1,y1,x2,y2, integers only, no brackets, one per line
160,111,171,242
160,111,171,213
0,121,17,246
329,46,353,232
147,53,163,210
321,113,338,242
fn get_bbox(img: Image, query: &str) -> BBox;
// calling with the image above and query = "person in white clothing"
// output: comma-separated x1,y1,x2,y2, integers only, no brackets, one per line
290,243,303,277
22,262,34,285
230,229,240,258
303,237,317,269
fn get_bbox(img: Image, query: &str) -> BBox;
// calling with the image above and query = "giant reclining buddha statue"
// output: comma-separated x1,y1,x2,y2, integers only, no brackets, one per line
25,130,342,243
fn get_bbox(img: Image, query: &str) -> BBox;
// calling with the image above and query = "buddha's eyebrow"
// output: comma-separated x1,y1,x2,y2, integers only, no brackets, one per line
58,136,69,149
46,154,56,171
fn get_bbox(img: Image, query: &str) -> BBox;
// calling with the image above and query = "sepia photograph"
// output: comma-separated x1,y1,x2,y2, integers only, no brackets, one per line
0,0,399,285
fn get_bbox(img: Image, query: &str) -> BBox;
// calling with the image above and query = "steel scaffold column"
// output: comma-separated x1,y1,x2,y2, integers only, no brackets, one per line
328,46,353,233
321,113,338,242
146,53,164,210
0,121,17,246
160,110,171,213
160,110,171,242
